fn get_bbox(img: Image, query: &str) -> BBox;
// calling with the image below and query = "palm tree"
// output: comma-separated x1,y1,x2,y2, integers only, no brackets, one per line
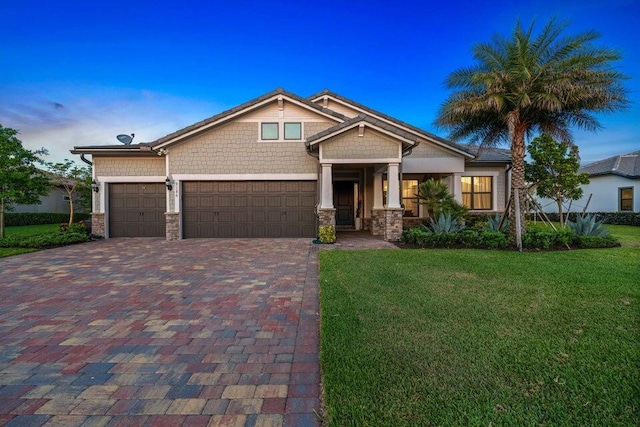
435,19,628,249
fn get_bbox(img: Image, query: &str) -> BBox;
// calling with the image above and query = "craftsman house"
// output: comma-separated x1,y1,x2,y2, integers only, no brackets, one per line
72,89,511,241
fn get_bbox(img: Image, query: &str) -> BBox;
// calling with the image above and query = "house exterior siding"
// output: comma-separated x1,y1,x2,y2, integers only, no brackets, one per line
94,157,165,176
169,122,328,175
321,128,399,160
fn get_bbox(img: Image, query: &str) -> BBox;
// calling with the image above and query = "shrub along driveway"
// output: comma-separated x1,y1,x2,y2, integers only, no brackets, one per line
0,238,320,427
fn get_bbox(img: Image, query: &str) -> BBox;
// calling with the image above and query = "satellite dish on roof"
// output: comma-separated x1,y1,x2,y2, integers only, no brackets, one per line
117,133,135,145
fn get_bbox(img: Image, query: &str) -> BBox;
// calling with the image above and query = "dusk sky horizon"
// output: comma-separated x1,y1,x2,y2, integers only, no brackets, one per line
1,0,638,166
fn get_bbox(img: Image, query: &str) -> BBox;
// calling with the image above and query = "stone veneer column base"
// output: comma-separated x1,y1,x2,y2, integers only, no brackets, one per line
384,209,404,241
166,212,180,241
92,213,105,238
371,209,386,236
317,208,336,227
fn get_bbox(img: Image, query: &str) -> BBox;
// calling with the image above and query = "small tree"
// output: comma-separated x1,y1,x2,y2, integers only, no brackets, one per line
526,134,590,226
47,160,92,226
416,178,467,220
0,125,50,238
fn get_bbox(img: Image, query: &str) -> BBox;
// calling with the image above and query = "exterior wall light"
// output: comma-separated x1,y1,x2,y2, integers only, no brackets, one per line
91,180,100,193
165,177,173,191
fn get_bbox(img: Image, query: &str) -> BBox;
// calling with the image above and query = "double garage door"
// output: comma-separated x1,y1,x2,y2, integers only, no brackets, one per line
182,181,316,238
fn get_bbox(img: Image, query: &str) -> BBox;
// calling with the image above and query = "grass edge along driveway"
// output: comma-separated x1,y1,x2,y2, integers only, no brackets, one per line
319,225,639,426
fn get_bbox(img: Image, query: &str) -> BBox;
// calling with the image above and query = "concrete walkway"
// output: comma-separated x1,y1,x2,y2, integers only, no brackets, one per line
0,239,320,427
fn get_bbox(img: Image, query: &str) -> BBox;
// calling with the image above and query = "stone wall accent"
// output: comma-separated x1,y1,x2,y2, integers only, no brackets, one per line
371,209,386,236
170,122,330,175
94,157,165,176
317,208,336,227
321,128,399,160
385,209,404,241
92,213,105,238
166,212,180,241
362,218,372,231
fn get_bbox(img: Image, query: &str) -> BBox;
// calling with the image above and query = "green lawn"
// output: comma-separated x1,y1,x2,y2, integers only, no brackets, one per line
319,226,639,426
0,223,61,258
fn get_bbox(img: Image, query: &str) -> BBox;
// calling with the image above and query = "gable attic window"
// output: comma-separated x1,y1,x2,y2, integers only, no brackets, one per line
261,123,279,140
284,122,302,140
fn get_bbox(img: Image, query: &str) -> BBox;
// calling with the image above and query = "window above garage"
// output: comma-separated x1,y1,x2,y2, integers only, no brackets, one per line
260,122,303,141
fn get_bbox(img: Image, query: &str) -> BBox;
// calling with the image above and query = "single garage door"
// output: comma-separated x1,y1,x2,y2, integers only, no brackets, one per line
109,183,166,237
183,181,316,238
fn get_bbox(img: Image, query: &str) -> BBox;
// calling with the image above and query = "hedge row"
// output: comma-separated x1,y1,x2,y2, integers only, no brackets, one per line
4,212,91,226
401,227,619,250
0,232,89,249
534,212,640,226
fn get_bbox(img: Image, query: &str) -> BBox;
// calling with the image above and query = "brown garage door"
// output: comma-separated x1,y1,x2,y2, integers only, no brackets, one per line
109,183,166,237
182,181,316,238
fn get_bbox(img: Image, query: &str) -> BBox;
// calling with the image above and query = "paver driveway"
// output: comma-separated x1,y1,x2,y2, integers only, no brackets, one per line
0,239,320,427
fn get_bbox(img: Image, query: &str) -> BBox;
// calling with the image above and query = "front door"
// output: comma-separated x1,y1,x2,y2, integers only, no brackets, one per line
334,181,354,226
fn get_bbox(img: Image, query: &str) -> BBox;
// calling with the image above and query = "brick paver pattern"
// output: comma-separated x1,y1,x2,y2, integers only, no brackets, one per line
0,239,320,427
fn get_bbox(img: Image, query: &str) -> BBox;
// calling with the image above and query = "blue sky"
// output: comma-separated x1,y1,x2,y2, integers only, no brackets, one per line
1,0,638,165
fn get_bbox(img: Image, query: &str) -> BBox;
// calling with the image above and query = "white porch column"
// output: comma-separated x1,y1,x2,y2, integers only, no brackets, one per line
373,173,384,209
320,163,334,209
452,173,462,204
386,163,401,209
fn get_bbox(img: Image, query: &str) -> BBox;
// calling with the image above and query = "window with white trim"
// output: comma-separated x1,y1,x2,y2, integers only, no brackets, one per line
260,122,302,141
461,176,493,210
620,187,633,211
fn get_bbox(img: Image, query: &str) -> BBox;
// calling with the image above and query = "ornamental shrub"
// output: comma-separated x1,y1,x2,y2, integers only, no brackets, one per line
318,225,336,244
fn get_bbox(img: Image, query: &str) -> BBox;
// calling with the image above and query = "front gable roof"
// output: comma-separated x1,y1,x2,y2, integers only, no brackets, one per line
580,150,640,179
306,114,418,150
308,89,475,159
152,88,345,149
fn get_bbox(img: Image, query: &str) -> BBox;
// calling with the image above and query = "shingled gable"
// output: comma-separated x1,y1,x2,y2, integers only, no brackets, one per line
150,88,346,149
308,89,475,159
305,114,419,150
72,88,346,155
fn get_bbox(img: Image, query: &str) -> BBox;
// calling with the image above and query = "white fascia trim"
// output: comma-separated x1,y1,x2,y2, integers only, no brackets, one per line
172,173,318,181
311,94,474,158
320,158,401,164
100,176,165,183
154,95,343,150
309,122,415,147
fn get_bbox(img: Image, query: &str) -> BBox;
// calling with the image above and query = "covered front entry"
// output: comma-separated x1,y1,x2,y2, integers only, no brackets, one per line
182,181,316,238
333,181,355,227
109,183,166,238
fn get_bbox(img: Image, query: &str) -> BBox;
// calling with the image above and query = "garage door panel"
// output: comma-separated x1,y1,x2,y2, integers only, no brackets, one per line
182,181,316,238
109,183,165,238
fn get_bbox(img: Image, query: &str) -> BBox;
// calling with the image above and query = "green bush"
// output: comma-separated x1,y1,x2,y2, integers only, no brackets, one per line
522,229,558,249
577,235,620,248
4,212,91,226
0,232,88,248
318,225,336,244
479,230,509,249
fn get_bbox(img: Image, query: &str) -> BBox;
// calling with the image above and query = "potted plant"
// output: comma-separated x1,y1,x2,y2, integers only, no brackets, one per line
354,200,362,230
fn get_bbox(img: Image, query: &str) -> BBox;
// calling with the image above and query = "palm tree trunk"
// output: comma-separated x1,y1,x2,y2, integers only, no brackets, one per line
508,113,527,249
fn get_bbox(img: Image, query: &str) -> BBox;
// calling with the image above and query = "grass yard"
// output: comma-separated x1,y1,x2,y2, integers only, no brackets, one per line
0,223,64,258
319,226,639,426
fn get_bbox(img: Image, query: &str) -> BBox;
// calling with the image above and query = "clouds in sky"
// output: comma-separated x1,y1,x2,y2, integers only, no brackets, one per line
0,84,224,164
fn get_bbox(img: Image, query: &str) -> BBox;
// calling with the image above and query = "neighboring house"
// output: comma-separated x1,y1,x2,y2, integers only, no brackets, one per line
11,186,71,214
71,88,511,241
11,172,78,214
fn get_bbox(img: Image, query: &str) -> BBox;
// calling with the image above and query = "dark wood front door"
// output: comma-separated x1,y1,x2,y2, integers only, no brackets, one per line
334,181,354,226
